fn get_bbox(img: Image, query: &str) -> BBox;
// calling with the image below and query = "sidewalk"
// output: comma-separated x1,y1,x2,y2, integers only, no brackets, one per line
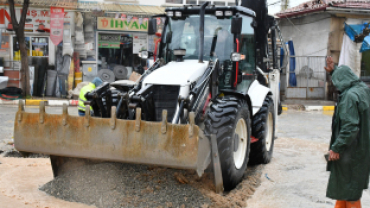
282,99,335,112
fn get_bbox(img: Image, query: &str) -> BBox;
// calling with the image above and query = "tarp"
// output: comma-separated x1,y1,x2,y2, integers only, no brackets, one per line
288,40,297,87
339,34,362,77
344,23,370,53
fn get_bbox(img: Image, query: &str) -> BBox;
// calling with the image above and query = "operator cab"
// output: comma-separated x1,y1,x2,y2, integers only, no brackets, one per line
140,5,260,93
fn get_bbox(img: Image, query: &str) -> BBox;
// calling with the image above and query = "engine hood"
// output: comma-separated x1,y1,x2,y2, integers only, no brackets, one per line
143,60,209,87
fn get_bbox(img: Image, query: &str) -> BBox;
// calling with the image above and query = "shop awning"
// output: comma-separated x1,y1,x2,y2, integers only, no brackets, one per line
0,0,165,15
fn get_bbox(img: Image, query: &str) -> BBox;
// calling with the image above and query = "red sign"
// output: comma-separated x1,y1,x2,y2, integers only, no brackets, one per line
50,7,64,45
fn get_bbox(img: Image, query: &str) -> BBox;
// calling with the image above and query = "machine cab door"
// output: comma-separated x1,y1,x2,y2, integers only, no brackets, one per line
236,15,256,93
218,15,256,94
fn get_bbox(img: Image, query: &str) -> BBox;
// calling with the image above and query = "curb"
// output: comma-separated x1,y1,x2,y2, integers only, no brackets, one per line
282,105,335,111
0,99,79,106
305,106,335,111
25,100,47,106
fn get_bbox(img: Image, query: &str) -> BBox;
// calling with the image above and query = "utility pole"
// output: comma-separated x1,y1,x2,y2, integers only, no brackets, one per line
281,0,289,11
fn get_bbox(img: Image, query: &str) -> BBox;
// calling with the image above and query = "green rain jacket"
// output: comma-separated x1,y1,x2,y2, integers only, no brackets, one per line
326,65,370,201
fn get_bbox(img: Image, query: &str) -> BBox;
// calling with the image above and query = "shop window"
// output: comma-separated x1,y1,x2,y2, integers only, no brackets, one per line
31,37,49,57
98,33,147,78
13,36,49,61
228,2,236,6
166,0,183,4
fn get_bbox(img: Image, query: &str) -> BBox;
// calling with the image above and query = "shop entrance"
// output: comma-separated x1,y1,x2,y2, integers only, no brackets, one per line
98,32,147,82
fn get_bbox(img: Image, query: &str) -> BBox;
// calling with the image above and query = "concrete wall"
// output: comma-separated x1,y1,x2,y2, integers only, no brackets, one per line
278,13,332,100
279,13,332,57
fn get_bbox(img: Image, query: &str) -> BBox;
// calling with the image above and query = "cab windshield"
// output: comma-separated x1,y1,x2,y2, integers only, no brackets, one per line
161,15,234,62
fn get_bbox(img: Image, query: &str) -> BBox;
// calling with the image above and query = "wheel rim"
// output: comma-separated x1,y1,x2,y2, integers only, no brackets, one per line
234,119,248,169
266,112,273,151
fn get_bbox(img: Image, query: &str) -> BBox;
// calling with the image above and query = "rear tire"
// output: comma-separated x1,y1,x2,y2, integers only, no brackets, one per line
249,96,275,165
205,96,251,191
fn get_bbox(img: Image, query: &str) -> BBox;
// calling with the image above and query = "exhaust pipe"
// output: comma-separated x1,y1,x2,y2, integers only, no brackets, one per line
199,1,209,63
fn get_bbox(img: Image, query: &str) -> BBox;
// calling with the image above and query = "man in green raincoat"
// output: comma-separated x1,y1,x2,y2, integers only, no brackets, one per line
325,57,370,208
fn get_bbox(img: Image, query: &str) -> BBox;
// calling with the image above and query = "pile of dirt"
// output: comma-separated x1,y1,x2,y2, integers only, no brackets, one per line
40,162,263,208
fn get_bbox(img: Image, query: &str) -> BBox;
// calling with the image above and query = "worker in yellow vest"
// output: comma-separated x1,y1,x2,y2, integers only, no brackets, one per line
78,77,103,116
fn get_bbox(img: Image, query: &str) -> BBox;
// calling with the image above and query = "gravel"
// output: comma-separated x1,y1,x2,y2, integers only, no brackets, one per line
40,161,263,208
2,150,49,158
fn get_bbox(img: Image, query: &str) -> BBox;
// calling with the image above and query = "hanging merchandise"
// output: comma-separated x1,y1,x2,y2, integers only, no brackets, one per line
98,68,116,83
113,65,128,80
63,24,73,56
121,14,127,21
46,70,57,96
115,13,119,19
156,18,161,25
139,18,143,25
50,7,65,45
127,16,133,24
75,12,85,44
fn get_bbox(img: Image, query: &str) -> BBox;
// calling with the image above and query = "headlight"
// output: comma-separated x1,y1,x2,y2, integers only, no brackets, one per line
215,11,223,16
167,11,174,17
175,11,182,17
173,49,186,56
225,11,233,16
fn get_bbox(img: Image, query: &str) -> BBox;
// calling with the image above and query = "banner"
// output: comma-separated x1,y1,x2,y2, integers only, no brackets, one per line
0,8,74,34
97,17,148,32
50,7,64,45
98,34,121,49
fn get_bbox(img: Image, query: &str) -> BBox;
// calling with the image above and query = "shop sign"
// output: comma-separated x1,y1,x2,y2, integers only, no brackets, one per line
97,17,148,32
50,7,64,45
98,34,121,49
0,7,74,33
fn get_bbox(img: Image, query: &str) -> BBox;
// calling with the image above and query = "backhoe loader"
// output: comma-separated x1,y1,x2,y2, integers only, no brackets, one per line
14,0,284,192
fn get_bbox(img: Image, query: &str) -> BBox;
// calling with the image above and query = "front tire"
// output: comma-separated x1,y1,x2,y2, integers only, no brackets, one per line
205,96,251,191
249,96,275,165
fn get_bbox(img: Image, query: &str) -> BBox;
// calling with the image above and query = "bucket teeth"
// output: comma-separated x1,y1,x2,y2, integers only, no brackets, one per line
84,105,90,127
135,108,141,132
189,112,195,137
161,110,167,134
17,100,24,122
18,100,24,112
110,106,117,130
63,103,68,115
62,103,68,126
39,101,45,124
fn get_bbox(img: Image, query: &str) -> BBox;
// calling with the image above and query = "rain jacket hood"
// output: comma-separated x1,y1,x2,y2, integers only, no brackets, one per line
332,65,360,93
326,65,370,201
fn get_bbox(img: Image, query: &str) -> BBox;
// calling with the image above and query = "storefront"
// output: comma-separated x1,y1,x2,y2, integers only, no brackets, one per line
95,15,164,81
0,7,75,94
0,2,165,98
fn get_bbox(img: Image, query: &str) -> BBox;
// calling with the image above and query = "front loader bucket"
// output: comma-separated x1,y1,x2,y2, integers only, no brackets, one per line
14,101,211,177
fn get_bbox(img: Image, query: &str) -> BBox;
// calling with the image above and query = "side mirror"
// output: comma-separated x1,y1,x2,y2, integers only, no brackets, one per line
139,51,153,60
231,17,242,34
148,19,157,35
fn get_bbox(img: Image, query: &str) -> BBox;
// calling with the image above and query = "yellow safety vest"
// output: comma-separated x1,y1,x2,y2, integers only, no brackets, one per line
78,83,96,111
